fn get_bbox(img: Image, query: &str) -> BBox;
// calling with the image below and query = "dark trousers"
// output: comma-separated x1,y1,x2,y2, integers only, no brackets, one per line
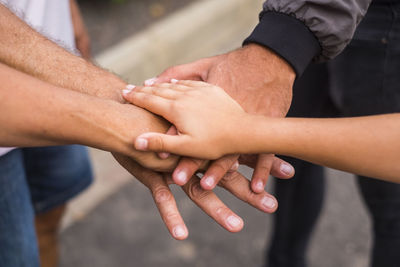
266,2,400,267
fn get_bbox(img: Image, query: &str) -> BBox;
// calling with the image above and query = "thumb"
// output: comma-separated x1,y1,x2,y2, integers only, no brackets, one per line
135,133,188,155
154,59,210,84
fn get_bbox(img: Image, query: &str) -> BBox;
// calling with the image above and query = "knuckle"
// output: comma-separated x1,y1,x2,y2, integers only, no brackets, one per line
220,171,240,186
163,211,180,222
187,180,209,200
171,101,185,111
153,187,172,204
141,93,151,102
152,135,165,151
215,206,231,217
210,163,228,176
245,190,257,204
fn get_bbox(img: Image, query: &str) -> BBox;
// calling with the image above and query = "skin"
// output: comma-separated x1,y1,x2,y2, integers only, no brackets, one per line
36,3,91,266
152,44,296,193
0,4,293,239
125,80,400,183
0,63,163,157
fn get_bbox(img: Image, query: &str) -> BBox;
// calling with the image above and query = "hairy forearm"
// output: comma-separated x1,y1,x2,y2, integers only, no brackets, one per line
0,63,179,172
0,4,124,102
242,114,400,182
0,4,177,170
0,64,116,148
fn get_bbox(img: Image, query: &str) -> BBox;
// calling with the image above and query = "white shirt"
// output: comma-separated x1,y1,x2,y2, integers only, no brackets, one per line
0,0,76,157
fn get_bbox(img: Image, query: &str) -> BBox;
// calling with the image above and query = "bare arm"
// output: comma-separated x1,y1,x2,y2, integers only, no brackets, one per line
0,4,121,101
245,114,400,183
0,63,161,159
0,3,177,170
0,5,292,239
125,81,400,183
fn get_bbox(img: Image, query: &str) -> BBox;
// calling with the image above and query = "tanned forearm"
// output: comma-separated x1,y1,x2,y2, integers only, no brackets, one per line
0,3,123,101
0,4,177,170
0,63,171,162
244,114,400,182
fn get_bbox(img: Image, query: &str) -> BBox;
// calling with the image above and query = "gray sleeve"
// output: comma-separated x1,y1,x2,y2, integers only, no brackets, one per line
263,0,372,61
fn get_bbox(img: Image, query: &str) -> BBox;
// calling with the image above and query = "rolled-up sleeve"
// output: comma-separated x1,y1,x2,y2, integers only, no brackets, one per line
244,0,371,76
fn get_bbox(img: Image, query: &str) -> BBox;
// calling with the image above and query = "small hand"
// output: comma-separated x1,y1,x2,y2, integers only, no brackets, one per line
123,80,246,159
123,82,295,193
156,125,242,192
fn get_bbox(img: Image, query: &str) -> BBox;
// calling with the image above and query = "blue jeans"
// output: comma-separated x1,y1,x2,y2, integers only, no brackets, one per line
0,146,93,267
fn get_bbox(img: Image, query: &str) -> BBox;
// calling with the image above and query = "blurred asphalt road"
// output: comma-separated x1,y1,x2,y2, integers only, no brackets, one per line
60,160,371,267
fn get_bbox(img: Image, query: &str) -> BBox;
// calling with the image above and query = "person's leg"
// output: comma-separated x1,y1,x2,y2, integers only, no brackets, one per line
23,145,93,267
266,64,337,267
35,205,66,267
328,3,400,266
357,177,400,267
0,149,40,267
267,160,325,267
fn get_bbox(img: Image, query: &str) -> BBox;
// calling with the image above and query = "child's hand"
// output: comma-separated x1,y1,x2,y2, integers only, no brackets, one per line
122,80,248,159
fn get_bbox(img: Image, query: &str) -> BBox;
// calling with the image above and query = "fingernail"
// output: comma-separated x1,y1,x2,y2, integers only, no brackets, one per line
171,78,179,83
175,170,188,184
280,163,294,176
122,89,132,95
126,84,136,90
262,196,276,210
227,215,242,229
144,77,157,86
203,176,215,188
256,181,264,191
135,137,148,150
173,225,187,238
229,161,239,172
159,152,170,159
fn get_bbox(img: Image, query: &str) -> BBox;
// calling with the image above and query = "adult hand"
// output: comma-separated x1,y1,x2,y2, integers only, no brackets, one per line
150,44,296,193
112,153,281,240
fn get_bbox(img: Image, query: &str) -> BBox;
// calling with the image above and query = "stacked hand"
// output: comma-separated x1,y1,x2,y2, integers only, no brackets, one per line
117,44,296,240
0,0,296,243
146,43,296,193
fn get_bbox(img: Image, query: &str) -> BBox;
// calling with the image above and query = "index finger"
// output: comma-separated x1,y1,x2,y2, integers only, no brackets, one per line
123,90,173,120
112,154,188,240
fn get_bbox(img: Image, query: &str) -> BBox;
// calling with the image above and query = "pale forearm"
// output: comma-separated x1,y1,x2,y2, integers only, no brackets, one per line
244,115,400,182
0,4,178,170
0,64,134,155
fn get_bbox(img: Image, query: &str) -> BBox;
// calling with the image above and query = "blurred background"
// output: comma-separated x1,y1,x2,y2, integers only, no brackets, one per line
60,0,371,266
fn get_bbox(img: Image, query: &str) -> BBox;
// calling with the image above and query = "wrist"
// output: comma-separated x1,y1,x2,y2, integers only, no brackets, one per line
241,43,296,84
81,61,127,103
234,114,284,155
226,112,260,155
103,103,180,171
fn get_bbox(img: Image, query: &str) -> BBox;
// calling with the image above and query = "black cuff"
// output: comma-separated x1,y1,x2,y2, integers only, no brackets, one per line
243,11,321,77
